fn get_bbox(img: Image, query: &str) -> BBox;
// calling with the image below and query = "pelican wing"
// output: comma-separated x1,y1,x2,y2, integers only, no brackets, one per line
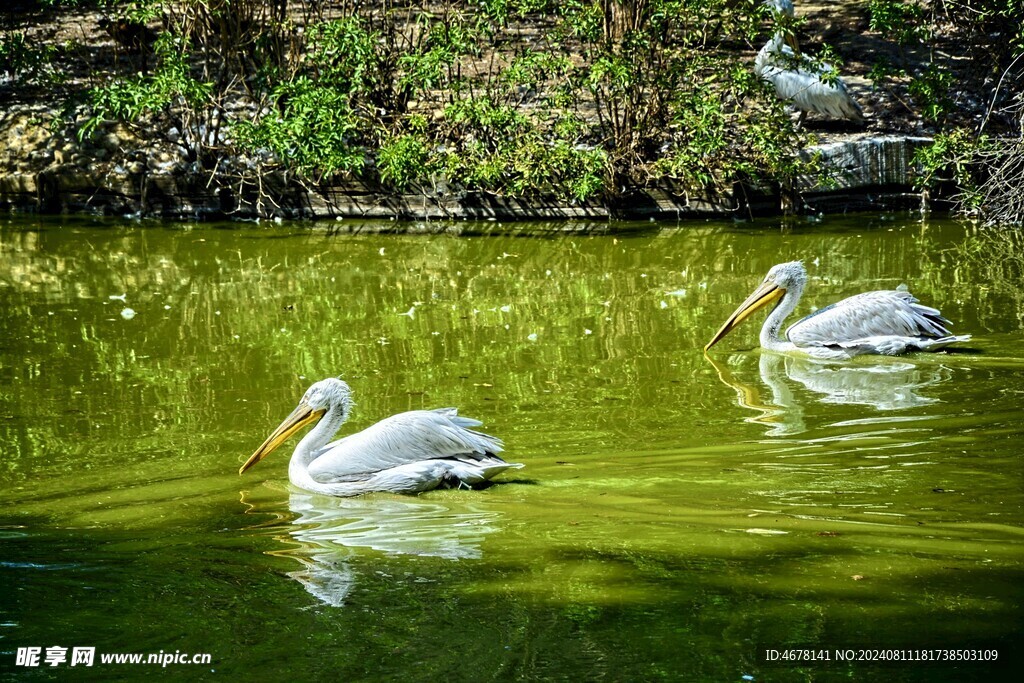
756,38,863,121
764,63,863,120
306,408,504,483
786,290,952,347
355,455,522,493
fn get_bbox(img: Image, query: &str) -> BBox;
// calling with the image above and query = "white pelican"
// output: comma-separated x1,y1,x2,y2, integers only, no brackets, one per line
756,0,864,123
704,261,971,359
239,378,521,496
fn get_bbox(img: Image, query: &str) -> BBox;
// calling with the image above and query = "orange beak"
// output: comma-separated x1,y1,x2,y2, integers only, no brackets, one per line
704,280,785,352
239,402,325,474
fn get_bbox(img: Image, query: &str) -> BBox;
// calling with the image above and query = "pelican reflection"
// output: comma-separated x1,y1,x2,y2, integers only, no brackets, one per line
270,492,503,607
707,353,951,436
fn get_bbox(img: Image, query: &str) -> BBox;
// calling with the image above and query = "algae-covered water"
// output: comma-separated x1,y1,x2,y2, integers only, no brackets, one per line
1,216,1022,681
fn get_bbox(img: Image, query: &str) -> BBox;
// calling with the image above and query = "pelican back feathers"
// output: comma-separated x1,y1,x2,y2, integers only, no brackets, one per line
755,35,864,122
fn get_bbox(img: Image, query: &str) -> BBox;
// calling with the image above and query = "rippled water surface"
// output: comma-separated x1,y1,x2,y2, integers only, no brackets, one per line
1,216,1022,680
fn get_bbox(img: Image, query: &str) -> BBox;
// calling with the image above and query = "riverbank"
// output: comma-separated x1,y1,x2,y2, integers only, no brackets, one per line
0,130,933,220
0,1,1015,221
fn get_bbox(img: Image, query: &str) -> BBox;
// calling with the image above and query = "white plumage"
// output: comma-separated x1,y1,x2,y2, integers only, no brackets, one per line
239,378,521,496
704,261,971,360
756,0,864,123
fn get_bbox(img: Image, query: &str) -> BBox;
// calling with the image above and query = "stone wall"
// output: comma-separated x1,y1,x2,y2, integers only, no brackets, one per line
0,135,932,221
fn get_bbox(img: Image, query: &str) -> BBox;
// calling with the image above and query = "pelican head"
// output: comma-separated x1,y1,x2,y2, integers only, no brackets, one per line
704,261,806,352
239,378,353,474
762,0,801,52
763,0,794,18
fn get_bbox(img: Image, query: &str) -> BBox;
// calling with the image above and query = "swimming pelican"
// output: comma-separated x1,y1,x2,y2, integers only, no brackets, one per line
239,378,521,496
704,261,971,359
756,0,864,123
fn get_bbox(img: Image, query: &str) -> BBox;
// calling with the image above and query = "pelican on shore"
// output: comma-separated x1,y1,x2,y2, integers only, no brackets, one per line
704,261,971,359
756,0,864,123
239,378,521,496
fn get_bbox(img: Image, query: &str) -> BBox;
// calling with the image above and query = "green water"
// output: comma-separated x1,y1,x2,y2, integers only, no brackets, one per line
1,216,1021,681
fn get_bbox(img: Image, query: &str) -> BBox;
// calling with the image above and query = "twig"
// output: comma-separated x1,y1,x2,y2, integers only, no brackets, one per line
979,52,1024,134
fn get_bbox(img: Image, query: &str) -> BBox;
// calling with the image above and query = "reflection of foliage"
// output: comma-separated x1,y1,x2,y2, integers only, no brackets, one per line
911,221,1024,331
951,229,1024,328
1,217,1015,488
1,214,1019,545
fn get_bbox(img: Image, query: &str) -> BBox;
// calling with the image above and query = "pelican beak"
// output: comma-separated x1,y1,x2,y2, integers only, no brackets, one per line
785,31,801,54
239,401,325,474
704,280,785,352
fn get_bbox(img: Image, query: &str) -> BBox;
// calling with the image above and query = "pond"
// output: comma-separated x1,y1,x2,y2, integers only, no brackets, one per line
1,216,1021,680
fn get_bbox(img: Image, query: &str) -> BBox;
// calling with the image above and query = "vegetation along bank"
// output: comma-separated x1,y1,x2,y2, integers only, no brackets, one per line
0,1,1021,223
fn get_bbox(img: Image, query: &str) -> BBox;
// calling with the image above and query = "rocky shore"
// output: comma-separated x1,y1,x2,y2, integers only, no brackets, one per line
0,106,932,220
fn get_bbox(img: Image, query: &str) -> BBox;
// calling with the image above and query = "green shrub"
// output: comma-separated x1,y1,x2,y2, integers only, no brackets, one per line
377,133,434,191
908,65,954,124
0,31,61,85
79,33,211,141
69,1,813,202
